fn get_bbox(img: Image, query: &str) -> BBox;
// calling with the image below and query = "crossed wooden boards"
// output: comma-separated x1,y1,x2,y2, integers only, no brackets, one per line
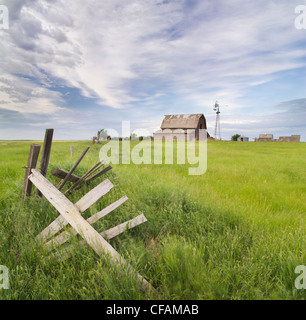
29,169,154,293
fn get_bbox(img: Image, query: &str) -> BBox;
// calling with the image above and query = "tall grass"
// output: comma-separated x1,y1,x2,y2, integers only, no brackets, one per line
0,140,305,299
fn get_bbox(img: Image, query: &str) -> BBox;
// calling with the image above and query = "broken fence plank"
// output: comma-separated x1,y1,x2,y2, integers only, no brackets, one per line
44,195,128,251
51,167,80,183
64,160,104,194
49,214,147,261
75,179,114,212
85,165,112,183
84,161,105,180
101,214,147,240
29,169,154,293
87,195,128,225
36,178,114,243
58,146,90,191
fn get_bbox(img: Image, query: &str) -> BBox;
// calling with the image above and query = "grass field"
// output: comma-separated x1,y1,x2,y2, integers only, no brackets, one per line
0,140,305,300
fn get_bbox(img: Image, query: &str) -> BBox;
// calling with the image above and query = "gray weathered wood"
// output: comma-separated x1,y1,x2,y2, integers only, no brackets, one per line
37,129,53,197
51,167,80,183
36,178,114,242
22,144,41,199
87,195,128,225
70,146,74,157
58,146,90,191
36,129,54,197
49,214,147,261
44,196,128,251
52,161,108,194
29,169,154,292
101,214,147,239
38,129,53,176
85,165,112,183
75,179,114,212
85,161,105,179
64,160,104,194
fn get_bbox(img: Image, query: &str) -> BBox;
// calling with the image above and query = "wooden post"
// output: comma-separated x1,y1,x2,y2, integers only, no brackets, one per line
58,146,90,191
70,146,74,157
37,128,54,197
22,144,41,199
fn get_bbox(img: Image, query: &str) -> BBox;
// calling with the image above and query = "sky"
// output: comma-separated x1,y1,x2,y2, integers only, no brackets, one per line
0,0,305,141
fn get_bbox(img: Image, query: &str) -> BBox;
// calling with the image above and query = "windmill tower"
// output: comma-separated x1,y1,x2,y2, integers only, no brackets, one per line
213,101,221,140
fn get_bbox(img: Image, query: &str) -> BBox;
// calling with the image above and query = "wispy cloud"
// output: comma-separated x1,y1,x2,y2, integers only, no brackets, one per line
0,0,305,140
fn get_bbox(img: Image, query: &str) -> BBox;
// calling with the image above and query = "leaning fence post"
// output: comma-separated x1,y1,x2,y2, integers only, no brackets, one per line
22,144,41,199
58,146,90,191
64,160,103,194
37,128,54,197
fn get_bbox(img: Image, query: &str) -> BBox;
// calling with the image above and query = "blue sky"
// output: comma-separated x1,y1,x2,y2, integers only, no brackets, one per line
0,0,305,141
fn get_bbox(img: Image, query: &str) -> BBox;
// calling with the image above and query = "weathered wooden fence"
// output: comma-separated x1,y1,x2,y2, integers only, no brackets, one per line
29,169,154,293
21,129,154,294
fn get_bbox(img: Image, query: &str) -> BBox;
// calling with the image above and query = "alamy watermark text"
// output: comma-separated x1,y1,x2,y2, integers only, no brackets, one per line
0,265,9,289
295,5,306,29
98,121,207,176
295,265,306,289
0,5,9,30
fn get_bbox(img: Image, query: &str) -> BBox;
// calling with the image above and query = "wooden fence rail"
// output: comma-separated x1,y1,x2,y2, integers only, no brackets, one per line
29,169,154,293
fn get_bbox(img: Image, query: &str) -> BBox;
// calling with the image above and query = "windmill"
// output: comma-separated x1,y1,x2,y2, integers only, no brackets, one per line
213,101,227,140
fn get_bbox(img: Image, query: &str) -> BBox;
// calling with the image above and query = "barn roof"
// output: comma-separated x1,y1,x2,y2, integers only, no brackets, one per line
259,134,273,139
161,114,204,129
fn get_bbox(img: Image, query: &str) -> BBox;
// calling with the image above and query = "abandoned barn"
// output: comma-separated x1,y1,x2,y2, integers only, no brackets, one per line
255,134,274,142
278,135,301,142
255,134,301,142
154,114,207,141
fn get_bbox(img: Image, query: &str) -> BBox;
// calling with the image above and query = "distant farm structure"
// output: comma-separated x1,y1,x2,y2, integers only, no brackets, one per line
154,114,208,142
255,134,300,142
255,134,274,142
278,135,301,142
237,136,249,142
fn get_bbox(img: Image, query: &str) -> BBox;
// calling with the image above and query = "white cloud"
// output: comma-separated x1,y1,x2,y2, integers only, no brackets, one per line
1,0,305,113
0,0,305,142
0,74,64,114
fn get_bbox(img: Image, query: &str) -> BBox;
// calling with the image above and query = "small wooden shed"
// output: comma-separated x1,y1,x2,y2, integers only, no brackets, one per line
237,136,249,142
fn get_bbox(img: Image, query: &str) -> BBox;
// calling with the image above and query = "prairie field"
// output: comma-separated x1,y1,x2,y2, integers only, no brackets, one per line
0,140,305,300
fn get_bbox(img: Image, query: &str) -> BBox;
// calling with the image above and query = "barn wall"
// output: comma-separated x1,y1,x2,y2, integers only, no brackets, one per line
154,129,208,142
154,132,186,141
278,135,301,142
197,116,207,130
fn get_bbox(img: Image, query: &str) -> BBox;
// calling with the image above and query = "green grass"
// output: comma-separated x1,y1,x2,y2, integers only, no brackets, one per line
0,140,305,299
